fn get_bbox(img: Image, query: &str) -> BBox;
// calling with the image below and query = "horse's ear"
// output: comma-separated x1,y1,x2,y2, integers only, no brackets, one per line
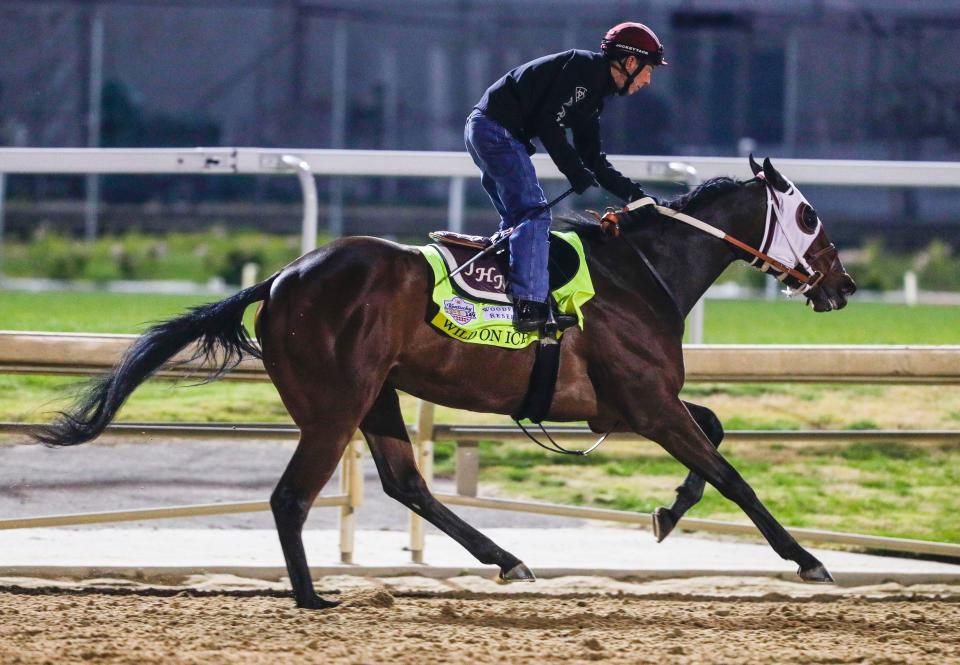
762,157,790,193
748,153,762,176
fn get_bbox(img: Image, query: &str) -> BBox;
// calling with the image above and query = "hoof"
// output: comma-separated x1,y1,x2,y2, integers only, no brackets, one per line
798,564,835,584
652,507,678,543
498,562,537,584
296,595,341,610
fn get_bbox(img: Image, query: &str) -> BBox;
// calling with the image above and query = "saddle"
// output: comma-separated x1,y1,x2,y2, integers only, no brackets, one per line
428,230,582,306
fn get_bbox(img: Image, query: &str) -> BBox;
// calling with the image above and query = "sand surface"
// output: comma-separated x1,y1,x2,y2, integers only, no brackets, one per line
1,575,958,664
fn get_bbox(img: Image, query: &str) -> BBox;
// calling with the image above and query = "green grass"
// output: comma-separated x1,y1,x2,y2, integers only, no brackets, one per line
1,374,289,424
1,230,306,283
2,292,215,333
5,291,959,343
690,300,960,344
472,438,960,543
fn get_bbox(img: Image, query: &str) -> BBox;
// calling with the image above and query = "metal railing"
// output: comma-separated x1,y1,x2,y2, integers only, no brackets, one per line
5,147,960,246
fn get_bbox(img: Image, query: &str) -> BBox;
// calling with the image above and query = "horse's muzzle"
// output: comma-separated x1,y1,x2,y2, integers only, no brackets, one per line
808,273,856,312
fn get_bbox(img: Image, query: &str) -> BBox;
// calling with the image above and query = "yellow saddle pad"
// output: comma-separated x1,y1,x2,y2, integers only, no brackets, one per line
417,230,595,349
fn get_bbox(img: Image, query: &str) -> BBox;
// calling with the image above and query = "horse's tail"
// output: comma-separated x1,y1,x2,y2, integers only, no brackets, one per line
32,274,278,447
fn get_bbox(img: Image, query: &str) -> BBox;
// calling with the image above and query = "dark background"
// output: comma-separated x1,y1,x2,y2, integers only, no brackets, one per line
2,0,959,247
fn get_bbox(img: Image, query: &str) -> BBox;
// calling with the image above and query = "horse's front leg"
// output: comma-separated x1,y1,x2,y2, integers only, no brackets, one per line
652,400,723,542
630,396,833,583
360,384,533,582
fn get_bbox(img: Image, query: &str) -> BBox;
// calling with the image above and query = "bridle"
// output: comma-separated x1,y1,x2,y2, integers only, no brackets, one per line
595,177,838,298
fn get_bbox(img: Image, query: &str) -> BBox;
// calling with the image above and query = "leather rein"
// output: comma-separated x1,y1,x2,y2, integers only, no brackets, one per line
597,185,829,294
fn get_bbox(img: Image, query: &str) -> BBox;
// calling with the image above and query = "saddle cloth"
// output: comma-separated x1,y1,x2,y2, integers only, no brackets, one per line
417,231,595,350
428,230,584,305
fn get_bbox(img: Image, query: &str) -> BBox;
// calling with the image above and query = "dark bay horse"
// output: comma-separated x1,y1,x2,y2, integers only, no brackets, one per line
34,157,856,609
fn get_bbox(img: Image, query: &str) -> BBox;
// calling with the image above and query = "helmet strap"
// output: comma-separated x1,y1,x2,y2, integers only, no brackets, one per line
614,57,643,96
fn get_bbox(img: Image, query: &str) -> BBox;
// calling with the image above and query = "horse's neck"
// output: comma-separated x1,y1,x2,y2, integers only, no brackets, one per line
627,185,765,318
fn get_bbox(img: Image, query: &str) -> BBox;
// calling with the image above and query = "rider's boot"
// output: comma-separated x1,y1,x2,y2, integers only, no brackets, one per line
550,297,579,332
513,299,548,333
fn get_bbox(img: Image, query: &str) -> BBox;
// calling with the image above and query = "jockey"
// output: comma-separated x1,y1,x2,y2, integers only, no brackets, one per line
465,22,668,332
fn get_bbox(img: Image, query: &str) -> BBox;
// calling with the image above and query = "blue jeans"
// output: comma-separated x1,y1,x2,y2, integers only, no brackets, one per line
464,109,551,303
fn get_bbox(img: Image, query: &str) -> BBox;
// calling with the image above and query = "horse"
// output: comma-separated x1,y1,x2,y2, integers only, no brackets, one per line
33,156,856,609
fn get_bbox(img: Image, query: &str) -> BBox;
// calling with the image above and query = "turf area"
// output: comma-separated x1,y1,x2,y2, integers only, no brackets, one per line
4,290,960,341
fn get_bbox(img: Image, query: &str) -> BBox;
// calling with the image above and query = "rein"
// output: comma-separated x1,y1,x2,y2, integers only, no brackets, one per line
602,189,826,294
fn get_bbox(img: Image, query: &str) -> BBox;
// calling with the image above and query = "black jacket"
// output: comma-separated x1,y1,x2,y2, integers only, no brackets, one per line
475,49,639,201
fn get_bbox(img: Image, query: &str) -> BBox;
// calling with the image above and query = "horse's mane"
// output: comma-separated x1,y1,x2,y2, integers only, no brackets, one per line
552,176,744,236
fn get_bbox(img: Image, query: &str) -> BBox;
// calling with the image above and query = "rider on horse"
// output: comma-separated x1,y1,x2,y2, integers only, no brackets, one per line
465,22,668,332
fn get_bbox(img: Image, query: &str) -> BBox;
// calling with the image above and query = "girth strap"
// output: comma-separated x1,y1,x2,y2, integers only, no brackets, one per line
512,337,561,423
511,314,616,456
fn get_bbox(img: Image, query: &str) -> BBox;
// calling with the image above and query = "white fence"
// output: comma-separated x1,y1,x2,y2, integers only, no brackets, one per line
4,147,960,250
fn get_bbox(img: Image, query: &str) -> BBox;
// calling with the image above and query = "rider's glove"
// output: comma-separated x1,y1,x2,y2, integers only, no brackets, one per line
628,183,662,207
569,169,599,195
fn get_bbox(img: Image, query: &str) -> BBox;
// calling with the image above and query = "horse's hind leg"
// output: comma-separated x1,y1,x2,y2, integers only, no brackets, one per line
360,385,533,581
652,400,723,542
638,398,832,583
271,422,354,609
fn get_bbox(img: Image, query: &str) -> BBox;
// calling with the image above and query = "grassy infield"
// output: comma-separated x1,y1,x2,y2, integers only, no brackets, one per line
2,291,960,543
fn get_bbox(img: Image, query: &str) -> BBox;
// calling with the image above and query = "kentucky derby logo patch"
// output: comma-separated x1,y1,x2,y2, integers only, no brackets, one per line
443,297,476,325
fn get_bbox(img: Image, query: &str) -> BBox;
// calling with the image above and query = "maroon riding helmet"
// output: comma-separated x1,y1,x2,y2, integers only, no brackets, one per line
601,22,668,67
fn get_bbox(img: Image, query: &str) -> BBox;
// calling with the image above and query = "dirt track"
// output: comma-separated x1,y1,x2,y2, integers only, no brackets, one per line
1,577,958,664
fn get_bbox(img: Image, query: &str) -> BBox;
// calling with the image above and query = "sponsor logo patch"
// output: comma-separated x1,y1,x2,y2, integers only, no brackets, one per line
482,305,515,322
443,296,477,325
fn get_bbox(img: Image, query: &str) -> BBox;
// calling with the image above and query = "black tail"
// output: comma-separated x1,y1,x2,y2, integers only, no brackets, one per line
32,275,278,447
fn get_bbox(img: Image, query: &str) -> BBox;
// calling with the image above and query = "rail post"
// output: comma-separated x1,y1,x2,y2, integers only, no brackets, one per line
455,440,479,497
280,155,319,255
409,399,435,563
448,176,466,233
339,438,363,564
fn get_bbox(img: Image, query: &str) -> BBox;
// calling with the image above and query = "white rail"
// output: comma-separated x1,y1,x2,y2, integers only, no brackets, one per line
2,148,960,186
2,332,959,383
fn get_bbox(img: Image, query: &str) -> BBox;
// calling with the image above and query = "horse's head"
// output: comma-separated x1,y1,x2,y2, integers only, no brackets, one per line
748,155,857,312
